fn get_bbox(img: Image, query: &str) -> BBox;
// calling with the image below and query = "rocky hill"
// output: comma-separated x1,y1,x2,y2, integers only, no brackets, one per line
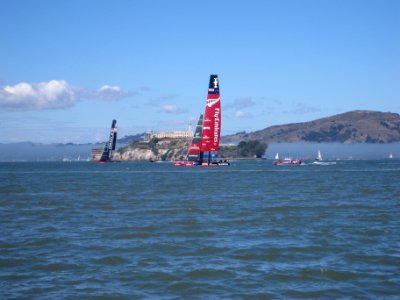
114,138,190,161
114,138,267,161
222,110,400,144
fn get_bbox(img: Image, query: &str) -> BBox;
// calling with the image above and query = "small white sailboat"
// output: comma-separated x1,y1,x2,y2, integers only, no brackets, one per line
389,153,393,159
316,150,322,161
274,152,279,160
312,150,336,165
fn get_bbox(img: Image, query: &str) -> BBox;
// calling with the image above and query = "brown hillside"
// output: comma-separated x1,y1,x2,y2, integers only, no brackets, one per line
222,110,400,144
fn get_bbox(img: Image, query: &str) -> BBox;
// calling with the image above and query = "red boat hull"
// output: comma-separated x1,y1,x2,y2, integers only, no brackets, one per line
273,159,302,165
172,161,198,167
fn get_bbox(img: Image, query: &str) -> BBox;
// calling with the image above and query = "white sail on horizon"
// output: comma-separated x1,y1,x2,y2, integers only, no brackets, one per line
316,150,322,161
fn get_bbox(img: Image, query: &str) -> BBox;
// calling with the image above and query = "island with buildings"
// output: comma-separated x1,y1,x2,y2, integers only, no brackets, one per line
112,125,267,161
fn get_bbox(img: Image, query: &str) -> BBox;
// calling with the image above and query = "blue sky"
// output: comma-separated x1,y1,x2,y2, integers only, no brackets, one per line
1,0,399,143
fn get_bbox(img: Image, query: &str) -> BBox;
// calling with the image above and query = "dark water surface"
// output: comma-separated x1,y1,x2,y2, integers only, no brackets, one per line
1,160,399,299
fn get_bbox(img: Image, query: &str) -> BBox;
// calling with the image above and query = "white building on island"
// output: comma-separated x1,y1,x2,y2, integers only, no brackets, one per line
145,124,193,141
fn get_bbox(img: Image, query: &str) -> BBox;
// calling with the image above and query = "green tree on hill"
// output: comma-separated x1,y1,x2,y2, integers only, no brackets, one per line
238,140,267,158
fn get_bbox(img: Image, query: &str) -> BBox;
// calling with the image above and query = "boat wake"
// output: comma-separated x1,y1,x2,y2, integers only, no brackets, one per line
312,161,337,165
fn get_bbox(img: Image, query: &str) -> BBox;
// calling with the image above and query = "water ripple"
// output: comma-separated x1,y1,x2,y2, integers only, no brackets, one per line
1,160,399,298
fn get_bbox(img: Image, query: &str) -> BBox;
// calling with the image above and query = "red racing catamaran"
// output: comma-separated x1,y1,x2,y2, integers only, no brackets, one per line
172,74,229,166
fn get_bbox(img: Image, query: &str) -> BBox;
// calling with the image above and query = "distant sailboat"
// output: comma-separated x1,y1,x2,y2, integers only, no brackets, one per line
91,119,118,163
172,114,204,166
316,150,322,161
312,150,336,165
389,153,393,159
274,152,279,160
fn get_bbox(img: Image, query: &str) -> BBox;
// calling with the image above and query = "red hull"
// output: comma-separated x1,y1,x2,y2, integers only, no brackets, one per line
273,159,302,165
92,159,119,163
172,161,198,167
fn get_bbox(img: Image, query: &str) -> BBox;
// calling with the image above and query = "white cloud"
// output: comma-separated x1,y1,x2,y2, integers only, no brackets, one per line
0,80,132,111
225,97,255,119
99,85,121,92
146,93,179,106
234,110,252,118
159,104,187,114
225,97,256,110
0,80,75,110
92,84,131,101
162,105,177,113
158,94,179,101
281,103,321,115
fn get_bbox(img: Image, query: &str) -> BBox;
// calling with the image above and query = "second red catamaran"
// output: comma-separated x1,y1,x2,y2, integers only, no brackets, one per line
172,74,230,166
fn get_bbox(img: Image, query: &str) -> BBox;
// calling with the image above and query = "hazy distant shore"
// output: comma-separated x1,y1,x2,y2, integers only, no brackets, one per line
266,142,399,160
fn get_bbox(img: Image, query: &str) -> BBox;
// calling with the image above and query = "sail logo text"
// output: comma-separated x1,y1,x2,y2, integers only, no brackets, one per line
214,108,220,144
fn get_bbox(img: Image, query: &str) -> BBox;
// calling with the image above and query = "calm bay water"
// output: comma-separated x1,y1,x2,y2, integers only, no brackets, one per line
1,160,399,299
